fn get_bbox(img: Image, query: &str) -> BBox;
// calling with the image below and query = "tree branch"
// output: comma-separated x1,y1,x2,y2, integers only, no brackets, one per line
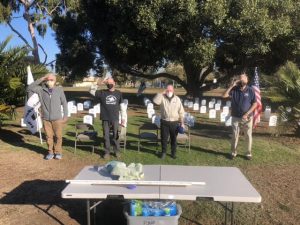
29,0,37,7
38,44,47,65
199,65,213,84
18,0,28,6
7,21,33,49
119,65,187,88
45,59,56,66
36,2,61,16
49,2,62,15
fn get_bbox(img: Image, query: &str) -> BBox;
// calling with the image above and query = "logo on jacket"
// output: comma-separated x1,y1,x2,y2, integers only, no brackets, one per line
106,95,117,105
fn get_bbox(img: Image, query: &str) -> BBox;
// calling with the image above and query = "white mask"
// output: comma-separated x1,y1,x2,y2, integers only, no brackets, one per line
167,92,173,98
46,80,55,88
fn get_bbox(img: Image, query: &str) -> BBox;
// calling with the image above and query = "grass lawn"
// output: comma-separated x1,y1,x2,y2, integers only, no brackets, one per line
0,88,299,225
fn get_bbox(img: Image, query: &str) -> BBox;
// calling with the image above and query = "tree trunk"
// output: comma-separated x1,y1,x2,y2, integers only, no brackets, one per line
185,76,201,97
24,10,40,64
183,63,202,97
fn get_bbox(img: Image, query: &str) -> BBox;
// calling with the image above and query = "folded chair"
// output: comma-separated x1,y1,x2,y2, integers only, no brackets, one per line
176,124,191,152
118,126,127,151
74,123,97,154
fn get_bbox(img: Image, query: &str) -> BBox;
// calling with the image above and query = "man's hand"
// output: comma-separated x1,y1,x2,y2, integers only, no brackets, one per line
96,78,103,86
121,119,126,127
62,117,68,124
242,114,249,121
41,75,49,81
231,79,240,87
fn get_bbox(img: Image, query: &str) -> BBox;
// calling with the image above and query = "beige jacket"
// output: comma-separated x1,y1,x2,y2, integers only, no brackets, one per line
153,93,184,122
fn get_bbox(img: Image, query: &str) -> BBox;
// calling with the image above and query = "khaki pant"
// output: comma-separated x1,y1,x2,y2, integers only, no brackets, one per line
43,120,63,154
231,116,253,155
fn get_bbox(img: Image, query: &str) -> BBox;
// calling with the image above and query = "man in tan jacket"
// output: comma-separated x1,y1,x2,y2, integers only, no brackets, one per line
153,85,185,159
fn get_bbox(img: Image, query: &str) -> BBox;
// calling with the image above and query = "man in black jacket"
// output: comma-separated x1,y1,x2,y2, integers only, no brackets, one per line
90,78,125,159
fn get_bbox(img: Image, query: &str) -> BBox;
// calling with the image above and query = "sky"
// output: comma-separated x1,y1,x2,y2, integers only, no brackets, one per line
0,12,59,72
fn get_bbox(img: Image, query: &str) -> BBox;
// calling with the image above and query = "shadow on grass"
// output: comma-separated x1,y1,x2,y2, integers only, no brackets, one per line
192,123,231,139
126,132,140,139
0,179,127,225
190,145,231,159
0,128,47,155
0,180,83,225
126,141,160,157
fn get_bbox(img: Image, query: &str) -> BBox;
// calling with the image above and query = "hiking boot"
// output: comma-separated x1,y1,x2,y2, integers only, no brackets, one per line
230,152,237,160
171,153,177,159
160,153,166,159
246,154,252,160
45,153,54,160
103,153,110,160
55,154,62,160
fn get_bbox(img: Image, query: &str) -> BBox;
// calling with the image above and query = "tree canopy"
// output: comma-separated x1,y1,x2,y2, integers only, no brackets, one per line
53,0,300,96
0,0,78,64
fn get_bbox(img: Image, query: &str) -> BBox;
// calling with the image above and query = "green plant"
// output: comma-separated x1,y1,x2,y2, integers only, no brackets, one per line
272,61,300,136
0,35,48,106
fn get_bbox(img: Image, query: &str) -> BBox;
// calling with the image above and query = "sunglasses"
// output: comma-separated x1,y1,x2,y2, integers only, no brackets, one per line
48,79,55,81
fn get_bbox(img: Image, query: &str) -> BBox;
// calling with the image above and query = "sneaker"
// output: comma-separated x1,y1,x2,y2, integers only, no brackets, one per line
103,153,110,160
160,153,166,159
115,152,121,159
246,154,252,160
45,153,54,160
55,154,62,160
230,152,237,160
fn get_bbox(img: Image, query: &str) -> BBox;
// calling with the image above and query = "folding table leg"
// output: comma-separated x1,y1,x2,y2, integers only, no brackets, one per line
230,202,234,225
225,202,228,225
221,202,234,225
87,200,91,225
93,201,97,225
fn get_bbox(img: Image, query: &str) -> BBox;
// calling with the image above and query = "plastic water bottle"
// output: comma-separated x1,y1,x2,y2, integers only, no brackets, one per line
130,200,142,216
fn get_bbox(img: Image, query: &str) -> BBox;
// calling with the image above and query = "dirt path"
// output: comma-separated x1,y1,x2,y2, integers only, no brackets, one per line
0,142,92,225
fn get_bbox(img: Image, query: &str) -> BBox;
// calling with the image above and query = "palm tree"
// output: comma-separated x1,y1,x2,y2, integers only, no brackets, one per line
0,36,47,123
275,61,300,136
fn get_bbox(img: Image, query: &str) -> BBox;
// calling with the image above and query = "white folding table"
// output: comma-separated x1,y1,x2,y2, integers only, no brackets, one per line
62,165,261,225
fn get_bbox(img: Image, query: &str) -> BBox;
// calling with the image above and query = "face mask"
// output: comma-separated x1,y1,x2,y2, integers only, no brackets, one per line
46,80,55,88
167,92,173,98
107,84,114,89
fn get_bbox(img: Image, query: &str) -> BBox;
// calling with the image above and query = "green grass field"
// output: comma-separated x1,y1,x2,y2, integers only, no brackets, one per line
1,89,299,225
59,91,299,225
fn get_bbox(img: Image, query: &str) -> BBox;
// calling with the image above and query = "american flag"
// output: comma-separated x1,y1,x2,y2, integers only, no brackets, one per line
252,67,262,128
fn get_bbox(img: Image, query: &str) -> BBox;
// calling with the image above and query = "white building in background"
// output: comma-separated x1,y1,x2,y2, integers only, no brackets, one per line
73,76,98,87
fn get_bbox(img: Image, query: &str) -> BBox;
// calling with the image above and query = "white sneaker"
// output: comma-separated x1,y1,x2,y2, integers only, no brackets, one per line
246,154,252,160
230,152,237,159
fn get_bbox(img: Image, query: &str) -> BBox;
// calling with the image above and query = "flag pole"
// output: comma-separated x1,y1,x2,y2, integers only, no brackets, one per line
36,111,43,145
27,65,43,144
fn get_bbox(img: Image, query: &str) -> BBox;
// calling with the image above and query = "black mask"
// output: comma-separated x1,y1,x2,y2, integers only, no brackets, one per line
107,84,114,89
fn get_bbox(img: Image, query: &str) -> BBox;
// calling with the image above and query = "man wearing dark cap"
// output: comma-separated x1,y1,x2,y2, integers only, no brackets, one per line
90,78,125,159
223,70,257,160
